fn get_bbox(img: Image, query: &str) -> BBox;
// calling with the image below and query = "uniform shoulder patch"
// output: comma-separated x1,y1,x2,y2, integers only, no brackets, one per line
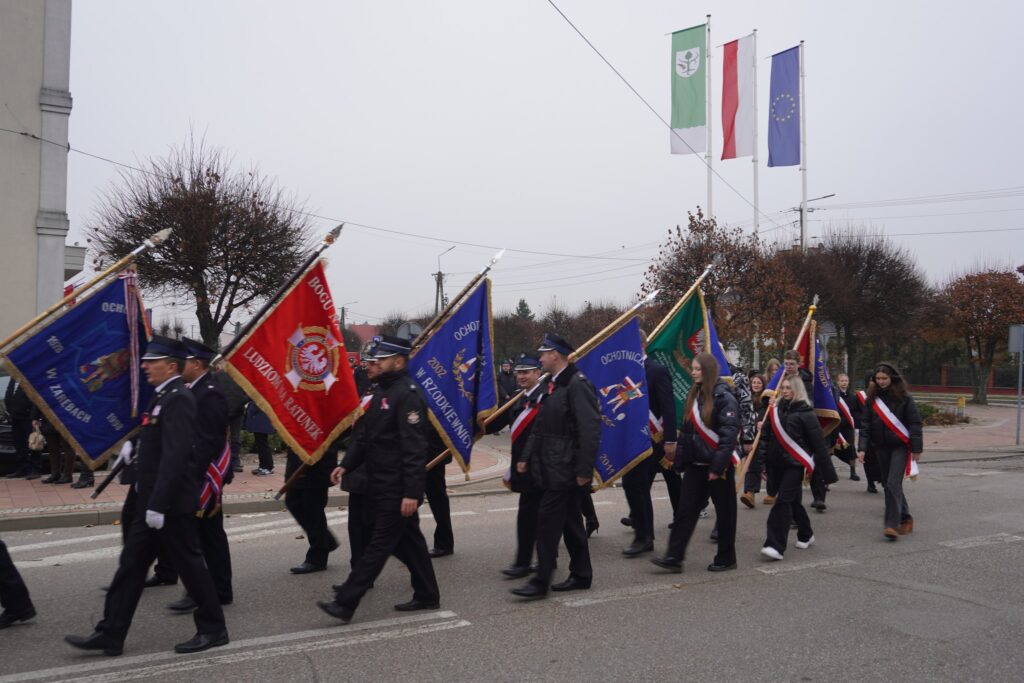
407,410,421,424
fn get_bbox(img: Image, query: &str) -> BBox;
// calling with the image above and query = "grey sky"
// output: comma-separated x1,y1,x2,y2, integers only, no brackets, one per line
65,1,1024,329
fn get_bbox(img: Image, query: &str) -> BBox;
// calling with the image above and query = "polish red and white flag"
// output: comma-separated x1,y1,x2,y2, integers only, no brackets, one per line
721,33,755,160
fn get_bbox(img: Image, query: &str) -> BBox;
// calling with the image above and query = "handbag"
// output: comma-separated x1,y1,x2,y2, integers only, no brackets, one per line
28,426,46,452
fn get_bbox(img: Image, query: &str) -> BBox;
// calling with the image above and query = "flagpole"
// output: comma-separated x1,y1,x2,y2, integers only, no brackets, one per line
0,228,171,353
751,29,759,236
572,290,660,360
645,257,719,343
799,40,808,252
412,249,504,351
705,15,713,218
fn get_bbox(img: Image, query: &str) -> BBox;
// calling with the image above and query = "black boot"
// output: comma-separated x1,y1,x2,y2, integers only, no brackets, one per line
849,465,861,481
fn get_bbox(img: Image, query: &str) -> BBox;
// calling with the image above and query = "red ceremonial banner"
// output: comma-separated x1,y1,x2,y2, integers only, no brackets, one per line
223,260,360,464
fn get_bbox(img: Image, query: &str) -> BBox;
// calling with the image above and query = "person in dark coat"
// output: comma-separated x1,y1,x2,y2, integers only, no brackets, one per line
496,359,517,404
740,373,769,507
758,374,829,560
65,336,228,656
651,352,740,574
284,446,340,573
620,350,677,557
245,402,276,475
0,537,35,628
318,335,439,624
339,349,381,571
510,333,601,599
833,373,860,482
423,426,454,558
854,372,882,493
858,362,923,541
4,379,39,480
216,367,248,473
35,407,92,487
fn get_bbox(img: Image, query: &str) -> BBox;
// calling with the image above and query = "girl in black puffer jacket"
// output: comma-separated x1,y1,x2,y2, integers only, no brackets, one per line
651,352,740,574
759,374,829,560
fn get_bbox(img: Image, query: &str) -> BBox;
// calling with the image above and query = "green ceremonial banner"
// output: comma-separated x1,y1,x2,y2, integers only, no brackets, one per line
646,293,705,419
670,23,707,154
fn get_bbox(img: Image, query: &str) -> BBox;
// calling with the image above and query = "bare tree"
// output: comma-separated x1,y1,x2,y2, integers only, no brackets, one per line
86,134,313,348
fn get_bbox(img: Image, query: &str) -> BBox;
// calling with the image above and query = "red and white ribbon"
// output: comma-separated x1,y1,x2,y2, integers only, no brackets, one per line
837,395,854,426
648,410,664,443
856,390,867,407
768,404,815,472
871,398,913,475
511,403,539,445
690,402,740,466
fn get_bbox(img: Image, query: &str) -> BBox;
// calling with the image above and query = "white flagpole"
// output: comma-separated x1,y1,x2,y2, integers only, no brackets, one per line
752,30,760,236
705,15,713,218
799,39,808,251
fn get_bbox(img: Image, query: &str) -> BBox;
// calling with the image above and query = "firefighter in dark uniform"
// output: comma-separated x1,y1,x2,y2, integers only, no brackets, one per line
284,444,340,574
511,333,601,599
65,336,228,656
423,426,454,558
318,335,439,624
165,338,234,612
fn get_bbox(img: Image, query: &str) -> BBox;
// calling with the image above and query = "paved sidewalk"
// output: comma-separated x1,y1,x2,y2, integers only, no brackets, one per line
921,402,1024,456
0,435,510,531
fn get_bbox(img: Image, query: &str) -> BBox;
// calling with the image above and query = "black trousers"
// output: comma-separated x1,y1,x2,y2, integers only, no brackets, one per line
863,447,882,485
580,488,597,523
254,433,273,470
532,486,592,588
743,445,768,493
665,467,736,566
659,466,681,514
0,539,32,615
195,510,233,603
810,467,827,503
333,501,439,612
346,492,375,569
424,462,453,552
12,419,39,474
120,487,177,584
512,488,542,568
285,486,337,567
877,446,911,530
227,415,243,470
98,512,225,642
764,465,813,553
623,454,656,542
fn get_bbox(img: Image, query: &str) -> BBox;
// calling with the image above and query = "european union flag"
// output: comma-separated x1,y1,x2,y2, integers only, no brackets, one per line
768,45,800,167
574,317,652,488
2,272,153,469
409,279,498,471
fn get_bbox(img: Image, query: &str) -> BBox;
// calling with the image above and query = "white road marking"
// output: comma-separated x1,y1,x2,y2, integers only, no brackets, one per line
939,533,1024,549
756,557,856,575
487,506,520,513
557,582,679,607
0,612,467,683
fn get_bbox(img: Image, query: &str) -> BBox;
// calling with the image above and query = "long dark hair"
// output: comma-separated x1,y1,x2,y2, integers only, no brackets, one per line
866,361,907,402
684,352,719,426
749,373,765,406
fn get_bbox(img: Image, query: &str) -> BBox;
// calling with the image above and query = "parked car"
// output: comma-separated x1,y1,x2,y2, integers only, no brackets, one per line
0,372,17,475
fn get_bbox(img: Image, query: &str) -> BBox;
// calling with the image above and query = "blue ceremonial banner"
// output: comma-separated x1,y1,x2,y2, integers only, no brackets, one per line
2,271,153,470
808,333,841,436
574,317,653,488
409,278,498,471
768,45,801,167
702,296,732,382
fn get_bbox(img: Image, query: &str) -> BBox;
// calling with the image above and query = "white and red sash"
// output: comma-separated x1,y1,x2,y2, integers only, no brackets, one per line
199,433,231,513
360,393,373,411
769,404,815,472
856,390,867,407
511,403,539,445
871,397,914,475
690,402,740,466
648,410,664,443
837,395,855,426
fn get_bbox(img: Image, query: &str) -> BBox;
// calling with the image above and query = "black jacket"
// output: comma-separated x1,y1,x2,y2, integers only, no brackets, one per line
285,445,339,490
524,364,600,491
674,380,740,476
216,370,249,420
188,372,229,481
497,371,517,404
758,399,829,470
135,377,199,516
4,380,33,421
645,358,677,452
508,381,546,492
858,389,923,453
340,386,377,495
340,368,429,501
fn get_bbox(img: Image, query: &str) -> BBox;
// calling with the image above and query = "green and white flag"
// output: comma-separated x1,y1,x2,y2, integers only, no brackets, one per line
670,24,707,155
645,292,706,419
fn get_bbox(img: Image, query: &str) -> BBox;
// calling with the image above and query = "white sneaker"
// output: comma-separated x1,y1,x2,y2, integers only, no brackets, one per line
760,546,784,561
795,535,815,550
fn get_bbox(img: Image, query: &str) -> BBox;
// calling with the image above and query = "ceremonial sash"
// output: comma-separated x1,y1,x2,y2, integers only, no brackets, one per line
838,396,854,426
856,390,867,407
360,393,373,412
511,402,539,445
199,432,231,513
648,410,664,444
871,397,914,475
837,431,850,448
690,402,739,466
769,404,815,472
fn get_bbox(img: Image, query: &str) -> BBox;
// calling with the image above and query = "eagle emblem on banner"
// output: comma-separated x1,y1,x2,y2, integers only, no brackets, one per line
285,324,342,393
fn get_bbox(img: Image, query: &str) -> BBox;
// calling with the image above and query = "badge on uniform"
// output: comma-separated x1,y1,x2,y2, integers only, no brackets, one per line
407,411,421,424
152,405,162,417
380,398,390,410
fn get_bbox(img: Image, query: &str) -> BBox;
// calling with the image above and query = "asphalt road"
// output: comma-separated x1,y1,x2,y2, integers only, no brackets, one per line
2,455,1024,682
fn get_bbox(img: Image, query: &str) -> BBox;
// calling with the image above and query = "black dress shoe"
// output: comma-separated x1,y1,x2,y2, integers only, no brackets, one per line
428,547,453,558
290,562,327,574
64,631,124,656
24,471,41,481
709,528,719,542
707,562,737,572
585,518,600,537
317,600,354,623
0,606,36,629
811,499,827,512
174,631,229,654
167,596,197,613
650,556,683,573
622,540,654,557
867,482,878,494
620,516,633,528
501,564,530,579
71,478,95,489
394,599,440,612
41,473,60,484
55,474,73,484
510,583,548,599
143,575,177,588
551,575,591,592
5,469,27,479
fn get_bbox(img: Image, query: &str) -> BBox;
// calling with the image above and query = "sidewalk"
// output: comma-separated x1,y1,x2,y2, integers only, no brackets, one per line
0,435,511,532
922,402,1024,457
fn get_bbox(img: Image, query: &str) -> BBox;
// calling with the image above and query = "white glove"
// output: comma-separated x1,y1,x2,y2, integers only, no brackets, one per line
145,510,165,530
114,441,134,468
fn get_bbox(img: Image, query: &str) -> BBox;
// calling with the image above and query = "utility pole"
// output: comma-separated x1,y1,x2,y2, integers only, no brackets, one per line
434,246,455,315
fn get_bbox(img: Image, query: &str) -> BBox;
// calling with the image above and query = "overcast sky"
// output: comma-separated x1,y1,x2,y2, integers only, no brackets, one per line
65,0,1024,330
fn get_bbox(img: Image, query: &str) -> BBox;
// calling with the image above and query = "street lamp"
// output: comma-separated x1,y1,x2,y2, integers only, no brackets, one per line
338,300,358,330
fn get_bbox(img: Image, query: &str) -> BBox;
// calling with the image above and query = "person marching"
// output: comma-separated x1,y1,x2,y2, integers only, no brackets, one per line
651,352,739,573
165,338,235,612
739,373,769,507
855,372,882,494
833,373,860,483
758,374,829,561
857,362,923,540
510,333,600,599
65,336,228,656
0,537,35,629
319,335,439,624
423,425,455,558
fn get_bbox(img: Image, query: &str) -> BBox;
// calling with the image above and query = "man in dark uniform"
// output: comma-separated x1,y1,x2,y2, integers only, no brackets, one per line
4,379,40,480
511,333,600,599
620,347,677,556
423,426,454,558
284,444,340,574
65,336,228,656
318,335,439,624
166,338,234,612
0,537,35,628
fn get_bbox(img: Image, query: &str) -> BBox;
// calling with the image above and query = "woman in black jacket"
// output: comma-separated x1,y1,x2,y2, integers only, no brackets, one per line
652,352,740,573
759,375,829,560
857,362,923,540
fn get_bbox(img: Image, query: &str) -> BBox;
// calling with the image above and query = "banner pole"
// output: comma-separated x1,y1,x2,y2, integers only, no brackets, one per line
0,228,171,353
752,29,759,236
645,258,719,343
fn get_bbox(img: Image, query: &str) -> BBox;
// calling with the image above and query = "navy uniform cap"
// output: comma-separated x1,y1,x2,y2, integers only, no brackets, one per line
142,335,189,360
514,354,542,371
182,337,217,362
362,339,380,361
372,334,413,359
537,332,574,356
